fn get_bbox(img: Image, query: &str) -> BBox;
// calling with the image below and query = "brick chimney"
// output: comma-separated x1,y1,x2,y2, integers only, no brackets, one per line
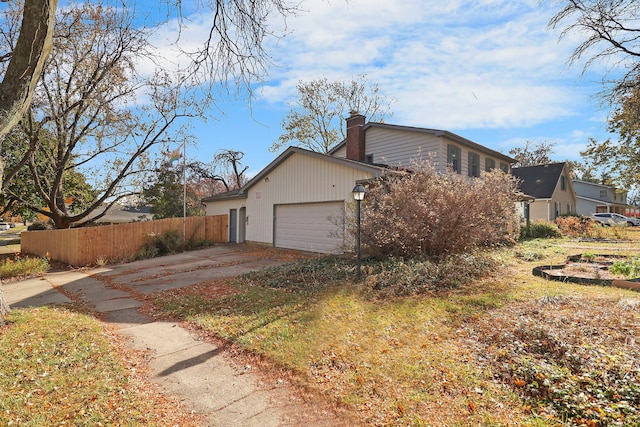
345,112,366,161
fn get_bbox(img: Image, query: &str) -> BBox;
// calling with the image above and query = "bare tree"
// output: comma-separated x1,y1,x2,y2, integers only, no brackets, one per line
549,0,640,102
550,0,640,188
271,74,393,153
0,3,198,228
509,140,556,167
0,0,295,140
214,149,249,189
0,0,297,320
189,149,248,193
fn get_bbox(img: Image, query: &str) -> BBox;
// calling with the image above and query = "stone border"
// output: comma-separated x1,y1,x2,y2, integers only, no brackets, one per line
533,254,640,292
565,253,627,265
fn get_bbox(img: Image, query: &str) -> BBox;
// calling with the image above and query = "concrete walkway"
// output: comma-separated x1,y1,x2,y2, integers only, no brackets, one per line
3,245,347,427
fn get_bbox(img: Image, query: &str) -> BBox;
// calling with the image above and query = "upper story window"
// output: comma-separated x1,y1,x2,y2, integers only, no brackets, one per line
485,158,495,172
599,189,608,199
499,162,509,173
561,175,566,191
447,144,462,174
468,152,480,177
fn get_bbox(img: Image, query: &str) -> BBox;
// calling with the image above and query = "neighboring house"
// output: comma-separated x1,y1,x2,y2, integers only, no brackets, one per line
572,180,639,218
511,163,577,222
90,204,152,223
203,113,515,253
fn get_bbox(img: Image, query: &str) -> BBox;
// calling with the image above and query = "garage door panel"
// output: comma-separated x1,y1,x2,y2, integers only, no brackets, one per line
274,202,345,253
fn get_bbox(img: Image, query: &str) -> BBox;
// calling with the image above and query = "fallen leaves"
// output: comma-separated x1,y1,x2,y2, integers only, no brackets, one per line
0,307,204,426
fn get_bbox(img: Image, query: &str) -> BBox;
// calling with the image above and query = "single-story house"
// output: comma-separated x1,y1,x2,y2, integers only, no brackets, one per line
511,163,577,222
573,180,638,217
203,113,515,253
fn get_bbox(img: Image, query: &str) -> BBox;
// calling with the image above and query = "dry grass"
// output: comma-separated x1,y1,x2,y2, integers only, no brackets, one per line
148,235,640,426
7,233,635,426
0,253,49,280
0,306,204,426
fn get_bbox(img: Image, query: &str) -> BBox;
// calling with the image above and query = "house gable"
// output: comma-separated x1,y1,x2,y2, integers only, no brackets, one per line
203,146,386,251
244,149,384,246
512,163,577,220
511,163,565,199
573,180,637,216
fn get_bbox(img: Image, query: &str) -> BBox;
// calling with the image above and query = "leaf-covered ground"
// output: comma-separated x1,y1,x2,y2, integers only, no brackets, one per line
466,295,640,426
0,306,204,426
147,237,640,426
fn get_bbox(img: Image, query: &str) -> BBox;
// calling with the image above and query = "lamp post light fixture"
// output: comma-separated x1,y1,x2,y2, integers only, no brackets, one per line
352,184,366,280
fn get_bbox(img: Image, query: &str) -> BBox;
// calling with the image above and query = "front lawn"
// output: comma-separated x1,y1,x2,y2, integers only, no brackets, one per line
0,306,203,426
147,237,640,426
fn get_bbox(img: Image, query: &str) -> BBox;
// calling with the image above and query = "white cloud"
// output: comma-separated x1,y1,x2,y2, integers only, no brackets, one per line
130,0,616,161
252,0,596,130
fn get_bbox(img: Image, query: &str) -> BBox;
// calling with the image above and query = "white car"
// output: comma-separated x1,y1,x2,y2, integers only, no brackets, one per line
0,223,10,231
590,213,640,226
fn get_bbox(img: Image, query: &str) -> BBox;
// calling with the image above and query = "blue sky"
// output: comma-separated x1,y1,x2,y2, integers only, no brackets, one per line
147,0,614,176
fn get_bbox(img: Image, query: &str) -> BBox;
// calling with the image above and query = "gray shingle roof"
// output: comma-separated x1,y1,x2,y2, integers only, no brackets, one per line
511,163,566,199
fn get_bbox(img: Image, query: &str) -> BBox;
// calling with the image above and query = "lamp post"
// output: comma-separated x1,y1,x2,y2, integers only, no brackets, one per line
352,184,366,280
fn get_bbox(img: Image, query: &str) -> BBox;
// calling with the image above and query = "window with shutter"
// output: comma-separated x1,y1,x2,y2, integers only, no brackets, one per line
468,152,480,177
447,144,461,174
485,158,495,172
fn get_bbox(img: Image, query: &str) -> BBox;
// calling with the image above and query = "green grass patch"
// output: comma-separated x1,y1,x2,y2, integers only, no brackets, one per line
0,254,49,280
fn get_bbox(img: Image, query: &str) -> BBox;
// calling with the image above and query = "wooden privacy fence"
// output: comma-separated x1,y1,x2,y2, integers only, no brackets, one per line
21,215,228,266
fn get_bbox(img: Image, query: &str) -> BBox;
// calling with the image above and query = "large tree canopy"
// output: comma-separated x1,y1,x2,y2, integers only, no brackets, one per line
0,0,298,319
271,74,393,153
0,2,199,228
0,0,295,141
0,0,297,229
550,0,640,187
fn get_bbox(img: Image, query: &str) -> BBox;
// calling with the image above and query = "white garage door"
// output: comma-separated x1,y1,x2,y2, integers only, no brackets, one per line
274,202,345,253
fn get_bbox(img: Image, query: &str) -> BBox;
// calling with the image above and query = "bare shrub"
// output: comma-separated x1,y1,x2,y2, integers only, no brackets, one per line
360,165,519,258
555,215,597,237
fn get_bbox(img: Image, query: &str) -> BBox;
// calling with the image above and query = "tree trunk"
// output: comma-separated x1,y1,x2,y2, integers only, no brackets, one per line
0,0,58,141
0,281,9,325
0,0,58,324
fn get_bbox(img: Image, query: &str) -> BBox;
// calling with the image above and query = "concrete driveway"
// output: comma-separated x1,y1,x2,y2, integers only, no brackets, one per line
3,244,349,427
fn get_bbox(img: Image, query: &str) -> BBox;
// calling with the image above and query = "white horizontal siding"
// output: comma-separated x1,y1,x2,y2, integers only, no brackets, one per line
205,199,245,216
364,128,508,176
332,145,347,158
245,152,376,245
365,127,441,169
